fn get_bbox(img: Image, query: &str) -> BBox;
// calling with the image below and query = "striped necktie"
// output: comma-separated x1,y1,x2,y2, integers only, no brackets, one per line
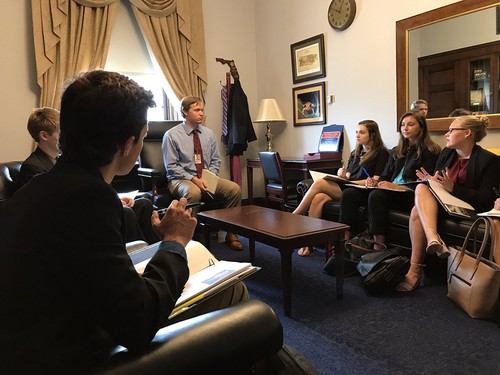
192,129,204,178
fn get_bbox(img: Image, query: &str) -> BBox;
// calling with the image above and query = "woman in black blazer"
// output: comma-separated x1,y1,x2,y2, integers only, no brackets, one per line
340,111,441,245
293,120,389,256
398,115,499,292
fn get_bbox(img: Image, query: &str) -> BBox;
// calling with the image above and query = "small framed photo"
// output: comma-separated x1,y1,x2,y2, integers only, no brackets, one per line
290,34,326,84
292,81,326,126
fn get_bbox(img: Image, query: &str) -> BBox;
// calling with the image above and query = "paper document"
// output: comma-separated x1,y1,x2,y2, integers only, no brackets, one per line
428,180,475,219
344,183,408,192
131,240,259,319
172,260,259,314
134,240,218,276
477,209,500,218
202,169,218,194
309,170,349,184
117,190,140,200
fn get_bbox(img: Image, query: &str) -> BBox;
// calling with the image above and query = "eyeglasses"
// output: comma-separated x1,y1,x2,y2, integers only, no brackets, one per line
447,128,468,133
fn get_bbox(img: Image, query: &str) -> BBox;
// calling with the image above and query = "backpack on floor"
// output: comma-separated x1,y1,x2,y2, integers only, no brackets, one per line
358,248,410,294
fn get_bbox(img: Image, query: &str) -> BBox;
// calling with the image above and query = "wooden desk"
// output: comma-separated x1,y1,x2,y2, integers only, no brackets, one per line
197,205,348,316
246,157,342,204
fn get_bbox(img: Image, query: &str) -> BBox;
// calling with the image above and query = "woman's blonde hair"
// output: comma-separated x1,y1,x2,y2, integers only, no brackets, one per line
456,115,489,142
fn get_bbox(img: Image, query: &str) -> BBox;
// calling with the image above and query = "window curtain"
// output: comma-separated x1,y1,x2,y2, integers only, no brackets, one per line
129,0,208,100
32,0,119,108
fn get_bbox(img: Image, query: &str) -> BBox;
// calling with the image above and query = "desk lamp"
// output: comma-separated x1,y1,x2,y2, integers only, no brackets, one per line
254,98,286,151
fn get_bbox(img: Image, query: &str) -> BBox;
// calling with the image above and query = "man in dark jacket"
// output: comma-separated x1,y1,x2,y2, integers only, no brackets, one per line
0,71,246,374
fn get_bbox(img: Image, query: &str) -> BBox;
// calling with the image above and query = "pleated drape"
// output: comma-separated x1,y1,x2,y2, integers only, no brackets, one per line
32,0,206,109
32,0,119,108
129,0,207,100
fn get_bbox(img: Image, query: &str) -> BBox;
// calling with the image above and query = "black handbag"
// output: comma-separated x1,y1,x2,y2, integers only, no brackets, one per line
359,248,410,294
324,231,387,277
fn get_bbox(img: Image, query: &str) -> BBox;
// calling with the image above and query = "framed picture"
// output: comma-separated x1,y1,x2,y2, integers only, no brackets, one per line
290,34,326,84
292,82,326,126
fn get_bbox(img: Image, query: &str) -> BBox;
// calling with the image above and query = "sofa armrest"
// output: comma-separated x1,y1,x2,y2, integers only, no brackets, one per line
296,179,313,199
100,300,283,374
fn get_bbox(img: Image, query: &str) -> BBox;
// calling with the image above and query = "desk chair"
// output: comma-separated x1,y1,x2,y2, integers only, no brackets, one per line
258,152,301,211
138,120,181,208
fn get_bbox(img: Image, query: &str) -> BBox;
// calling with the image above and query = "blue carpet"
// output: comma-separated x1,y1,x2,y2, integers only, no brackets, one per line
207,237,500,375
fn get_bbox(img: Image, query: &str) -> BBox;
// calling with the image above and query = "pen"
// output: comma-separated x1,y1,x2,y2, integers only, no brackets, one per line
156,202,203,215
361,167,371,179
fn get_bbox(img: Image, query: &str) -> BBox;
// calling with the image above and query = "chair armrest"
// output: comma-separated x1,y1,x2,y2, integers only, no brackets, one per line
100,300,283,374
296,179,314,198
137,167,161,179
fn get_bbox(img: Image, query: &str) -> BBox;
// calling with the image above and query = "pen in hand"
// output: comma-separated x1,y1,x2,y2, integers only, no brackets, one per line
156,202,203,215
361,167,371,179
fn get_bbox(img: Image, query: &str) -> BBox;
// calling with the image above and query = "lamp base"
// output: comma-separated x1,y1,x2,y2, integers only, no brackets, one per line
265,124,273,151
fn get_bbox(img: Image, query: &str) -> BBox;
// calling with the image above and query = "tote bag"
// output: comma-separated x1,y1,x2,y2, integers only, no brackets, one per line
447,217,500,319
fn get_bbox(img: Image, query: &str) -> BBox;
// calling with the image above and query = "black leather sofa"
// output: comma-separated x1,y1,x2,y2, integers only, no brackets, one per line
296,179,480,253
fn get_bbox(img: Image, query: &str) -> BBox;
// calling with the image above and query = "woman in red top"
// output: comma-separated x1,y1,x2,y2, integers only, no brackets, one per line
398,115,499,292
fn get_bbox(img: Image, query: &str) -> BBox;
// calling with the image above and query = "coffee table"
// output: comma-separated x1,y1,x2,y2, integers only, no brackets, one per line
197,205,349,316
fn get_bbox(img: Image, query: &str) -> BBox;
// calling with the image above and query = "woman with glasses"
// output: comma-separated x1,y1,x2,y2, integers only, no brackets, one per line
340,111,441,249
397,115,499,292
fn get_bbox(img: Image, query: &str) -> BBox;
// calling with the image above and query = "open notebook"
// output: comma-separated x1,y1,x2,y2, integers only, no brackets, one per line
132,240,259,319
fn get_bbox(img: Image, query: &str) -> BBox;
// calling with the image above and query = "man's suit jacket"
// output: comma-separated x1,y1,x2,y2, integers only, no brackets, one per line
434,145,499,212
0,161,189,373
16,146,55,189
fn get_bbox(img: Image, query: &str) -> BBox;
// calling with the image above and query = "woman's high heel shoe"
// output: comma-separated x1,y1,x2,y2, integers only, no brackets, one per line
396,263,426,292
425,229,450,259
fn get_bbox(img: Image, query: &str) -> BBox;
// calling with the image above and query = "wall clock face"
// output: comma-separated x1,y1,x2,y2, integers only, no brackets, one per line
328,0,356,31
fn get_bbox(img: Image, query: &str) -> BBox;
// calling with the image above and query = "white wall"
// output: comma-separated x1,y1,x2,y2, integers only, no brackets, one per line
1,0,498,198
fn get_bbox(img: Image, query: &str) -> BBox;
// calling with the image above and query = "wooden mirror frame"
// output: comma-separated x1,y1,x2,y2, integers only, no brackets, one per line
396,0,500,131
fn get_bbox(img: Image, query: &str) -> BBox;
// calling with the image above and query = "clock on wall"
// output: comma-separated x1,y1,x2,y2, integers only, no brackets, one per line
328,0,357,31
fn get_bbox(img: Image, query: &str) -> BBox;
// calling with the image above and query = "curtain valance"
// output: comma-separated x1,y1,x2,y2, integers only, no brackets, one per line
129,0,176,17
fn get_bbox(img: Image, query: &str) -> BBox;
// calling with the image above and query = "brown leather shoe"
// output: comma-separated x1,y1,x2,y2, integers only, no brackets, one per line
225,233,243,251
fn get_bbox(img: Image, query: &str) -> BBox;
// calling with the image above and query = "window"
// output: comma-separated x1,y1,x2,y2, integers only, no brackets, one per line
125,73,181,121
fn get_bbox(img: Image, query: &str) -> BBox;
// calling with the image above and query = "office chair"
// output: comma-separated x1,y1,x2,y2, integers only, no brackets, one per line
137,120,181,208
258,151,301,211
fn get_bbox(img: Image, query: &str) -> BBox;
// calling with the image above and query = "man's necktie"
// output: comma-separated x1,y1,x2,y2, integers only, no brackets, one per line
193,129,204,178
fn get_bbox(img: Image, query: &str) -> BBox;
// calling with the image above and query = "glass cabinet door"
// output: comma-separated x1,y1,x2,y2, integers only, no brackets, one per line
469,58,491,113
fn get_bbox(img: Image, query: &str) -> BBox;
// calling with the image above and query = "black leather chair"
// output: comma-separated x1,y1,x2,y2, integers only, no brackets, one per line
138,120,181,208
99,300,283,374
0,161,21,207
258,152,302,211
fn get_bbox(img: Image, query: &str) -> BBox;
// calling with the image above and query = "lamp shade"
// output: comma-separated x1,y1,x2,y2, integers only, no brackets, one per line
254,98,286,122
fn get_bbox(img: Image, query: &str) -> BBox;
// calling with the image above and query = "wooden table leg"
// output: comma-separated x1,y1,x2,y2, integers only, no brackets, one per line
333,235,345,300
202,224,212,250
249,238,256,263
279,248,293,317
247,165,254,205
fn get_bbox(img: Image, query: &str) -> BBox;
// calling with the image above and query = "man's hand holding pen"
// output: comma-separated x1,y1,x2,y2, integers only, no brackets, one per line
151,198,197,247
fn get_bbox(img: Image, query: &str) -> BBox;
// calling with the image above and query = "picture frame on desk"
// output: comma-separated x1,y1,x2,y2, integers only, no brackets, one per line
290,34,326,84
292,82,326,126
